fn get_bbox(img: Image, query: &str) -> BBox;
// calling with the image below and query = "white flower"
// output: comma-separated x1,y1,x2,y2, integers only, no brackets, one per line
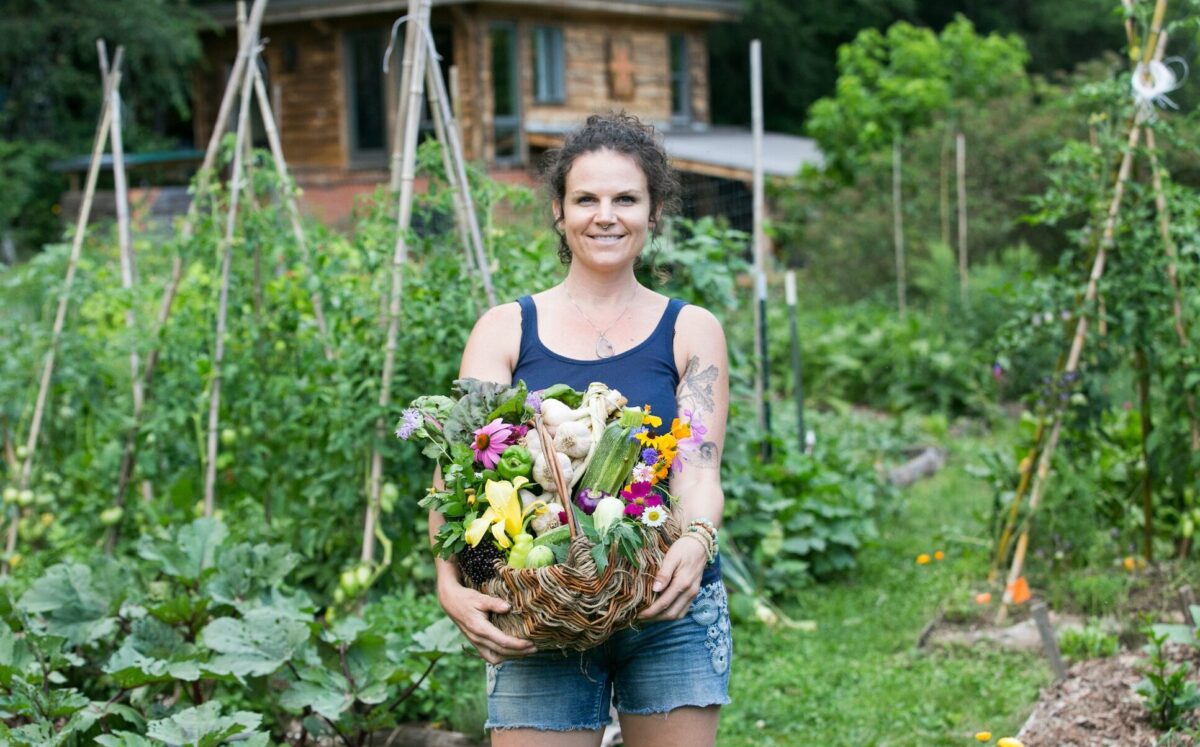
641,505,668,528
632,463,654,483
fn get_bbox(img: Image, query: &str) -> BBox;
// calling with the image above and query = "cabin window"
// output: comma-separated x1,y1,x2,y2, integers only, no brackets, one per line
669,33,690,124
344,29,388,163
490,23,520,163
532,26,565,104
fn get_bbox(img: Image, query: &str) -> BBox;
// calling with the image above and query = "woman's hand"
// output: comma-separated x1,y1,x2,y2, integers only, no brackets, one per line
638,536,708,622
438,577,537,664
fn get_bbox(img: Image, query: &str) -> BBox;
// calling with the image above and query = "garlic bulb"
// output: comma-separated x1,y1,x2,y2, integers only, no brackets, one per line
532,452,573,492
554,420,592,459
531,501,563,535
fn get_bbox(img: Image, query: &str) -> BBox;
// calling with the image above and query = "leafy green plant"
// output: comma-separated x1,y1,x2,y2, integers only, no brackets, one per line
1135,629,1200,732
1058,623,1119,662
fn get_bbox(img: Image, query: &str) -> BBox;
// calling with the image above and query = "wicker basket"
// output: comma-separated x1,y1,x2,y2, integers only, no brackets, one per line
468,416,680,650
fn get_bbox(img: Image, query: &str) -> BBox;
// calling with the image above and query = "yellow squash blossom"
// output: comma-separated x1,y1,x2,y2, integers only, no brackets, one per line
464,477,543,548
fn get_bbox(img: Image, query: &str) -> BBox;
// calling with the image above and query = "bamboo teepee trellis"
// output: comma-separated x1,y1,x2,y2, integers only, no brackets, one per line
3,43,125,573
994,0,1194,620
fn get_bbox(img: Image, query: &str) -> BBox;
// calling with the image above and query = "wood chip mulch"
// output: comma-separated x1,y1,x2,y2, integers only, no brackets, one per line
1018,647,1197,746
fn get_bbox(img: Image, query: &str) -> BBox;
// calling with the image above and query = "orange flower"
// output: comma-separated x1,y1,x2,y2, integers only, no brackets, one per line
670,417,691,442
934,550,945,561
975,592,992,605
916,553,931,565
1122,556,1136,572
1007,576,1031,605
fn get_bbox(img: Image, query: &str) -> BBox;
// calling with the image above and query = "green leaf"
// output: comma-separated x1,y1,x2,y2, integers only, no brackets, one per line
17,562,121,645
205,542,298,607
321,615,368,646
0,620,38,685
145,702,263,747
200,608,310,678
409,617,465,654
279,664,353,720
103,618,203,687
96,733,157,747
138,518,228,582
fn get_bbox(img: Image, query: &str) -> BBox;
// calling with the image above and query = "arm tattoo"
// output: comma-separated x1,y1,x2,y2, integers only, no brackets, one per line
678,355,721,467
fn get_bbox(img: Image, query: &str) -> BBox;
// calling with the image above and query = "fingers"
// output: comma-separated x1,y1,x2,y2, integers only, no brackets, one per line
442,585,537,660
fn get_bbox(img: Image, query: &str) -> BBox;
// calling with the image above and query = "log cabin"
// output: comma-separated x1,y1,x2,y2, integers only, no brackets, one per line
193,0,751,223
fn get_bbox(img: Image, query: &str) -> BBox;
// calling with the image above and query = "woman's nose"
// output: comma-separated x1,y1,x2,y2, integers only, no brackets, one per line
595,199,615,224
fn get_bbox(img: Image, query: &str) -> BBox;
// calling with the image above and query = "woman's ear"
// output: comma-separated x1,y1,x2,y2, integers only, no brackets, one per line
552,199,563,226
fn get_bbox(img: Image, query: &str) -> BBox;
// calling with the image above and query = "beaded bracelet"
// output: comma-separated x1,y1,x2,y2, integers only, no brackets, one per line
683,518,719,565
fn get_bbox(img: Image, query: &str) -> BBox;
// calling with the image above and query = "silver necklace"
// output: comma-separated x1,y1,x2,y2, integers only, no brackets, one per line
565,288,636,359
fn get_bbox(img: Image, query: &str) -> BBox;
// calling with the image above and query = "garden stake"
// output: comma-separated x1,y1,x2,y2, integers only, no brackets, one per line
203,34,260,517
957,131,968,305
1178,585,1197,625
423,32,496,309
1031,601,1067,681
785,270,806,449
251,60,336,361
750,40,768,438
1136,346,1155,561
892,133,907,315
112,0,268,511
3,48,122,574
1145,127,1199,454
999,117,1145,623
366,0,432,564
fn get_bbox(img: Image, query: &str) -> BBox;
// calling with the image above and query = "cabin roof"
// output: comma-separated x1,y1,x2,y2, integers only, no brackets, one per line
202,0,742,27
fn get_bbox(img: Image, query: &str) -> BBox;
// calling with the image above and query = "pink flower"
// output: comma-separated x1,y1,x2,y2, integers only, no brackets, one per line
472,418,514,469
624,503,645,518
644,494,663,508
620,481,652,501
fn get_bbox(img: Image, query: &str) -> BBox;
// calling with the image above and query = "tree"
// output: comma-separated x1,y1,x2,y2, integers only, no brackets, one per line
805,17,1029,311
0,0,207,255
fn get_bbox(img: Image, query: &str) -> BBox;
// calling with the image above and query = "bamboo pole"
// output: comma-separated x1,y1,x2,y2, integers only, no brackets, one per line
3,49,122,574
364,0,431,563
998,118,1143,620
892,133,907,315
1145,129,1199,453
389,0,420,193
203,36,259,517
956,131,968,305
424,33,496,308
1136,346,1155,561
251,61,336,360
101,41,146,552
112,0,269,511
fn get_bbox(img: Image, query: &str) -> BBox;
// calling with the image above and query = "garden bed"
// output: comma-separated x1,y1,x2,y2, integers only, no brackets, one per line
1018,647,1198,746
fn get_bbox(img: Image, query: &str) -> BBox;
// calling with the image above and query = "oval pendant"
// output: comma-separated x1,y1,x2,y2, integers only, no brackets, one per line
596,335,615,358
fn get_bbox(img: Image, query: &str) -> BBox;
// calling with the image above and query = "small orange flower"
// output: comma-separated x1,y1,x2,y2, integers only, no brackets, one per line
1007,576,1031,605
975,592,992,605
934,550,945,561
1123,556,1136,572
975,732,993,742
916,553,931,565
670,417,691,442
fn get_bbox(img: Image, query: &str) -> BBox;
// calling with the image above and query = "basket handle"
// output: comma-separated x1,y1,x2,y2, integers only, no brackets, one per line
534,415,578,541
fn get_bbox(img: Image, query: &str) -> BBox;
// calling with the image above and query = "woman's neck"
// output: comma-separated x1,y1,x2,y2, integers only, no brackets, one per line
561,267,642,304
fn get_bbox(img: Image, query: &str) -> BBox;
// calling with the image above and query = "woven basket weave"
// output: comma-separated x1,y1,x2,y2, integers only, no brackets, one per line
466,416,680,650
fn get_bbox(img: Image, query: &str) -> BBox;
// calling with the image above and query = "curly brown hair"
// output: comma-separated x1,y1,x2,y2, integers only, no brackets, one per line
541,112,681,265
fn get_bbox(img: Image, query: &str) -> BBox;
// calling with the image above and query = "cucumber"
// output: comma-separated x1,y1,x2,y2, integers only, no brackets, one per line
575,407,645,497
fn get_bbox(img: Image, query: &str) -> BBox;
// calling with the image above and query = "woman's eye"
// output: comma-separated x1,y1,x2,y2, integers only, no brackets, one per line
576,196,594,204
617,196,636,205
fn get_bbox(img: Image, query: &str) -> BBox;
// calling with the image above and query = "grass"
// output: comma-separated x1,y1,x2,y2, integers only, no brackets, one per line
718,436,1052,746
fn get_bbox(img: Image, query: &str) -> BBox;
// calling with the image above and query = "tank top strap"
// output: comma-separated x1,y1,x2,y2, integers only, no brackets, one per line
516,295,538,360
655,297,688,355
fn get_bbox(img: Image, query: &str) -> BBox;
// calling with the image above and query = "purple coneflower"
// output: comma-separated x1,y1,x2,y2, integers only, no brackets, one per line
472,418,514,469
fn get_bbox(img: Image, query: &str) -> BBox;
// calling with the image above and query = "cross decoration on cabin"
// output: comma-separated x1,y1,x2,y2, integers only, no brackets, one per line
608,36,635,100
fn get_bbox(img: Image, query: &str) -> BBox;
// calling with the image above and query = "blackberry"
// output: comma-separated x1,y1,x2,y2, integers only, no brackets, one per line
459,539,504,585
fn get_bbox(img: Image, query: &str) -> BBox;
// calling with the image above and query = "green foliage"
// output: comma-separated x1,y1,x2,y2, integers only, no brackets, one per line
0,518,468,743
1058,623,1119,662
1136,629,1200,732
807,16,1029,179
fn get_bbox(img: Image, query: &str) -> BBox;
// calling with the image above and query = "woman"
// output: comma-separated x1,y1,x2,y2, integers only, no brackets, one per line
431,113,731,747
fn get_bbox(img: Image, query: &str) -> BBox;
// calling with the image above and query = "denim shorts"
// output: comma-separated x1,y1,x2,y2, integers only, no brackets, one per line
485,579,733,732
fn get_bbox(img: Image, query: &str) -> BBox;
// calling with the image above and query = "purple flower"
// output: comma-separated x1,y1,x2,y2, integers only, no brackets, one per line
644,494,663,508
624,502,645,518
641,447,659,465
395,408,422,440
992,364,1004,381
620,481,652,501
526,391,543,413
628,426,648,442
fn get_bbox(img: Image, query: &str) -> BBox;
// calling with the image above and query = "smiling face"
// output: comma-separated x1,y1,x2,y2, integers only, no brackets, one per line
554,149,657,274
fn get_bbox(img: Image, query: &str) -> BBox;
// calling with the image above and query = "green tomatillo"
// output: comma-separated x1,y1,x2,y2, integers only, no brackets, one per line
496,445,533,481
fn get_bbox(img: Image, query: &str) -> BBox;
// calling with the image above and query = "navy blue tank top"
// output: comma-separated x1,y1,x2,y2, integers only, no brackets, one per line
512,295,685,433
511,294,722,584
